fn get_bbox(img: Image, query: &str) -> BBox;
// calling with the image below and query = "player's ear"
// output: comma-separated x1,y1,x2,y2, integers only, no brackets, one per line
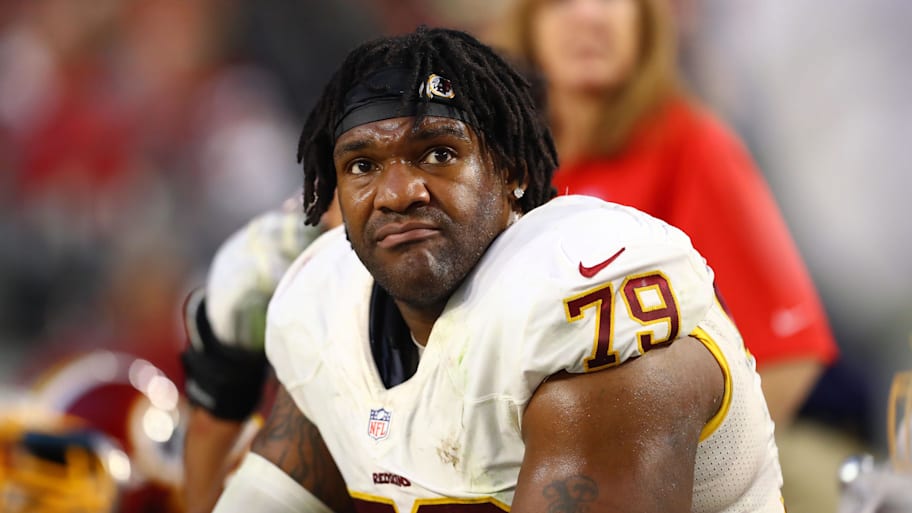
480,138,526,211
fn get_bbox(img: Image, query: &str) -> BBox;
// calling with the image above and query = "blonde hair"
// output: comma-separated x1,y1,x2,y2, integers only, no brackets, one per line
493,0,680,156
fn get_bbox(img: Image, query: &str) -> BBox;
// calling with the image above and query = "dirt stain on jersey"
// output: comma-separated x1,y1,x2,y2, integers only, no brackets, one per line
437,437,461,469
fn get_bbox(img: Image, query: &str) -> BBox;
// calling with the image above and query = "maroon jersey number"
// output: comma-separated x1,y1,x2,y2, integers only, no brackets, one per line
565,272,681,372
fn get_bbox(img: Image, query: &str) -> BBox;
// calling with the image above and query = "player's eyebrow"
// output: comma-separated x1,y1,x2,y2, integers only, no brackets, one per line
334,122,471,160
334,139,371,159
410,123,471,144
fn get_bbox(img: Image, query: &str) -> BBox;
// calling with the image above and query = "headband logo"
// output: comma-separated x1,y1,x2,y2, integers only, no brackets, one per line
335,69,469,139
422,74,455,99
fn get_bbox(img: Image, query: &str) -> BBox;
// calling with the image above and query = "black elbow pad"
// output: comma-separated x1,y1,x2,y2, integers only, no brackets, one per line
180,288,269,421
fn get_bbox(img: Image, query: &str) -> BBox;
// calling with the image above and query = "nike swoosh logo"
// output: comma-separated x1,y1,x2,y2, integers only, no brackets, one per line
579,247,626,278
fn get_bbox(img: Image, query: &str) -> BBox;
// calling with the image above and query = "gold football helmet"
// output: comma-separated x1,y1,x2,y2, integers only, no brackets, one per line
0,406,126,513
27,350,186,513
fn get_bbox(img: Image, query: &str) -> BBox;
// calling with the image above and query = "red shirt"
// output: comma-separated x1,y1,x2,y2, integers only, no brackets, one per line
553,98,838,367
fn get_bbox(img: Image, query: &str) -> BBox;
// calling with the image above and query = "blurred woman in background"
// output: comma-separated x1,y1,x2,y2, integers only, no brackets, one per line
493,0,838,427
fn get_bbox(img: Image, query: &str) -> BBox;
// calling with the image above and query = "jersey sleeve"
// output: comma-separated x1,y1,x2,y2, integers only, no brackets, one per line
485,199,718,406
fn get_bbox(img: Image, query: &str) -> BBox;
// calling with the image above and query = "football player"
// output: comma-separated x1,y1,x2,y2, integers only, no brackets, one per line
214,27,783,513
180,194,341,513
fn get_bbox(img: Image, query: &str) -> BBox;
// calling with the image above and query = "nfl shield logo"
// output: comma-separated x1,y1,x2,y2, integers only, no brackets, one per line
368,408,392,441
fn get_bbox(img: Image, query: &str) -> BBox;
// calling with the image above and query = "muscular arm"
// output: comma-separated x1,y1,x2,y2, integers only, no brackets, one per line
512,336,724,513
183,409,247,513
249,385,355,513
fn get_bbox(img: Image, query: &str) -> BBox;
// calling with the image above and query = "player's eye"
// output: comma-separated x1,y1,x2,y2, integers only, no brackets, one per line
348,160,374,175
422,148,455,165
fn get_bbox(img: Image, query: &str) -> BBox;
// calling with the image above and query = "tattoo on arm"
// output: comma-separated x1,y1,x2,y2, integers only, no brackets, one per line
250,388,345,499
542,475,598,513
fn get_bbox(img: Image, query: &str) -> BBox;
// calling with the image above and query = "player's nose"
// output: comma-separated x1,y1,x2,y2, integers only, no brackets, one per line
373,159,430,213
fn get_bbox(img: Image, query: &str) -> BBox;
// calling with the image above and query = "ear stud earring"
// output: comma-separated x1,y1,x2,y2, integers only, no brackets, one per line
513,187,525,199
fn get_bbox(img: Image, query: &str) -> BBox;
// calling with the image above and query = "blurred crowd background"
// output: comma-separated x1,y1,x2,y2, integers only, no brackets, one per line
0,0,909,510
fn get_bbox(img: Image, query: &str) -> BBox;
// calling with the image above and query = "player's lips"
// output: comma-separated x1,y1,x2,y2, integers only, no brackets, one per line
375,222,440,249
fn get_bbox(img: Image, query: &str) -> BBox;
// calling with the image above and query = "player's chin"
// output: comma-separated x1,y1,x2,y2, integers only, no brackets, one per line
383,254,461,304
388,247,444,282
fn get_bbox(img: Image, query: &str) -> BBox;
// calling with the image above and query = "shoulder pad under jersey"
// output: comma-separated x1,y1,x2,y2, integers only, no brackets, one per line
266,226,368,390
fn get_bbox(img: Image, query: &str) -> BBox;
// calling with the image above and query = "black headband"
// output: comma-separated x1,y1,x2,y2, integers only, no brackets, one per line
333,67,472,140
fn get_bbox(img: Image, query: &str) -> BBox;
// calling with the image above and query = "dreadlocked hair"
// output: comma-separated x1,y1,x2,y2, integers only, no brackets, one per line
297,26,558,225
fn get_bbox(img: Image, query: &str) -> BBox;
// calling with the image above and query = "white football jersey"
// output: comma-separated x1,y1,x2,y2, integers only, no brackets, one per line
267,195,783,513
